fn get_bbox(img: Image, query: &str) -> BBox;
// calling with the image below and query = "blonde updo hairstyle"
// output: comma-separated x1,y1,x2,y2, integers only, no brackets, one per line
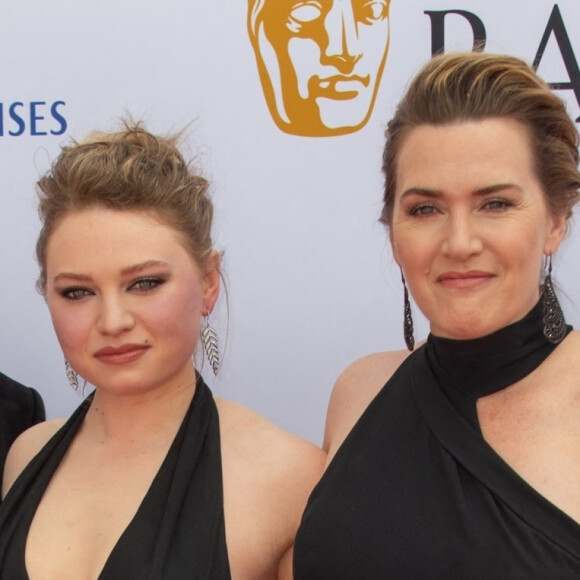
36,121,215,293
381,51,580,227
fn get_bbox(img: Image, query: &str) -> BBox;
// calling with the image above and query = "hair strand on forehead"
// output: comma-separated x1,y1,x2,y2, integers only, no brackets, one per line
35,119,215,293
381,51,580,228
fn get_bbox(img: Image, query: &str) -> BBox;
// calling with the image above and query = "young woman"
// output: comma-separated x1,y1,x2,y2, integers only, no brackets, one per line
0,123,325,579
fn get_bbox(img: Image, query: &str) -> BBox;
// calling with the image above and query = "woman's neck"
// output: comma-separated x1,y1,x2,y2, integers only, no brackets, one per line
81,368,198,449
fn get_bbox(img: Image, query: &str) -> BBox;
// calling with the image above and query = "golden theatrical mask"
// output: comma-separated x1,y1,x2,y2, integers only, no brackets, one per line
248,0,391,137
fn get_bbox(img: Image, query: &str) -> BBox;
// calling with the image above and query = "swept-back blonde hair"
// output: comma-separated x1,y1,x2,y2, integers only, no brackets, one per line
381,51,580,226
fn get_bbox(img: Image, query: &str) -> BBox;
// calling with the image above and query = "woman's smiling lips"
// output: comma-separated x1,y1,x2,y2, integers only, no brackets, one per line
436,270,495,289
93,344,150,364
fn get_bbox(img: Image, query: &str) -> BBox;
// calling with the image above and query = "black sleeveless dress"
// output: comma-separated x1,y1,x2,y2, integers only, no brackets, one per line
294,301,580,579
0,375,231,579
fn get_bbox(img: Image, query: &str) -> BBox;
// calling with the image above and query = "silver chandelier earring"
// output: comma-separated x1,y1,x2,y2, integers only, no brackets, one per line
401,267,415,351
64,358,79,390
201,313,220,376
542,254,566,344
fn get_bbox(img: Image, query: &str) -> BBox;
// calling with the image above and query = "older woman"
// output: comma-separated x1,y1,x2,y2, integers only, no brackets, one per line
293,52,580,578
0,123,324,579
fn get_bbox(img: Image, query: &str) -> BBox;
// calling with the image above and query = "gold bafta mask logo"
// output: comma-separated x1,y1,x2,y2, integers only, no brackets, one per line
248,0,391,137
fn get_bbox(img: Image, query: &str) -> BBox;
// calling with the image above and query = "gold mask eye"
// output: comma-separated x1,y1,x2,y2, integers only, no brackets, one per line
357,0,388,24
287,2,323,33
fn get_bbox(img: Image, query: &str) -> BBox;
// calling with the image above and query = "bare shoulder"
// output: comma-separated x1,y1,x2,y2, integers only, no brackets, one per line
324,349,410,461
215,398,325,578
2,419,66,497
215,397,325,479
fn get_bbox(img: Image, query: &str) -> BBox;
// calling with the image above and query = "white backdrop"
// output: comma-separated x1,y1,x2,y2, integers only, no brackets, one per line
1,1,579,445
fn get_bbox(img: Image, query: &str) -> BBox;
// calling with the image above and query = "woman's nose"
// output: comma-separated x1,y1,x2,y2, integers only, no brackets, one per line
441,213,483,260
96,296,135,335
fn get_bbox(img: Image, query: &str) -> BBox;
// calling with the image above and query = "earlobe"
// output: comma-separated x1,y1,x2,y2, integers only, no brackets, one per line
544,211,567,255
390,233,401,266
202,250,221,314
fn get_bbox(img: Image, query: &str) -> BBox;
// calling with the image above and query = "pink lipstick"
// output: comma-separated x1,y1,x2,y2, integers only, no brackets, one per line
94,344,149,364
436,270,494,290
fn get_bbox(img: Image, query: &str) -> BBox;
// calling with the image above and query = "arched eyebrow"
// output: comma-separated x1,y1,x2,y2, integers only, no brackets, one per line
120,260,170,275
52,260,170,284
473,183,521,196
399,187,442,199
400,182,520,199
53,272,92,284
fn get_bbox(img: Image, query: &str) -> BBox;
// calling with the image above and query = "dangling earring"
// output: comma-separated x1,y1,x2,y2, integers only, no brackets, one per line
64,358,79,390
542,254,566,344
201,313,220,376
401,267,414,351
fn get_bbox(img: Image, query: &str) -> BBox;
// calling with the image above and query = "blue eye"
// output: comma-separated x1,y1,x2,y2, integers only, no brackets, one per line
410,204,438,217
61,287,92,300
483,198,512,211
130,277,165,292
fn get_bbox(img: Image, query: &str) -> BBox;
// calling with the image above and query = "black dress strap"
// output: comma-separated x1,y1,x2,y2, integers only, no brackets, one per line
293,303,580,578
0,376,231,579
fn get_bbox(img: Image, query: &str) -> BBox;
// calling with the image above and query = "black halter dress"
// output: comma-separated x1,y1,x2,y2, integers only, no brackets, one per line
294,301,580,579
0,375,231,579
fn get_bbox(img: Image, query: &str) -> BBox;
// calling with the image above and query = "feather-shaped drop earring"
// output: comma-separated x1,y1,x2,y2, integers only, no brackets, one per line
201,314,220,376
64,358,79,390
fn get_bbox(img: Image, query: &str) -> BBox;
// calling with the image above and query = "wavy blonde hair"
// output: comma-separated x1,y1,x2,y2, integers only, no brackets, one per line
36,121,215,292
381,51,580,226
